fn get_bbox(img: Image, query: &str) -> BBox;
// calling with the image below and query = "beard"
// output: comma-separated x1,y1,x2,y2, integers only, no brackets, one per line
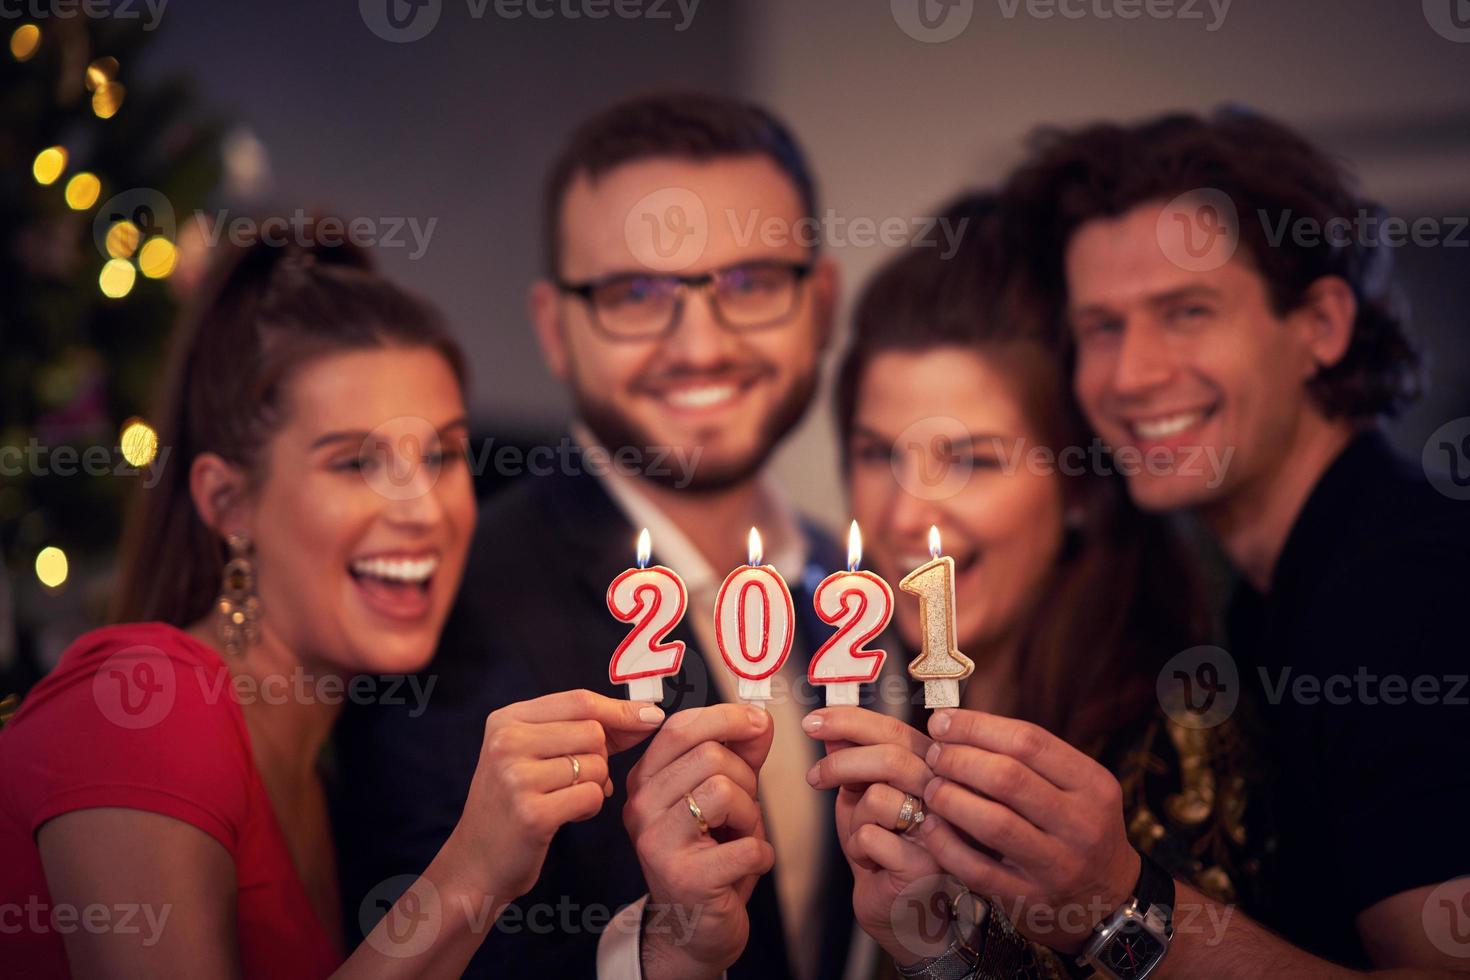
570,363,819,494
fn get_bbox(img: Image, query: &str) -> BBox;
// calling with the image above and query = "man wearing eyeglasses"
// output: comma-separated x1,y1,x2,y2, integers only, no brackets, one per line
335,93,862,980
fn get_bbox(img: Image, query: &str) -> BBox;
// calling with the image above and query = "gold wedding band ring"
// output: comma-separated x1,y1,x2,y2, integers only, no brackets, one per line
685,792,709,835
895,793,926,834
566,755,581,787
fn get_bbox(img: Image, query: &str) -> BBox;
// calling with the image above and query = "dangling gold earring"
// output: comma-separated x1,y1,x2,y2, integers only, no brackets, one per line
216,533,261,656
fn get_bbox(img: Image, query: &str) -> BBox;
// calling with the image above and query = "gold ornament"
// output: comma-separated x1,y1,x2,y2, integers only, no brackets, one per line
215,533,260,656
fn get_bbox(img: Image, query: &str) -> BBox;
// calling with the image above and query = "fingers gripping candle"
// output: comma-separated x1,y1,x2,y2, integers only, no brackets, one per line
899,525,974,709
714,527,794,710
608,528,689,702
809,521,894,707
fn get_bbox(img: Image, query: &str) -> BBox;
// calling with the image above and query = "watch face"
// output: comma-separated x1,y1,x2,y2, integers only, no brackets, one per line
1098,920,1165,978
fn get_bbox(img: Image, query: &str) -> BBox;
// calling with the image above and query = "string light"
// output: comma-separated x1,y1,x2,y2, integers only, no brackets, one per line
137,237,177,279
36,546,69,589
106,221,141,259
92,81,125,119
119,418,159,467
85,56,119,91
32,146,67,185
10,24,40,62
99,259,137,298
64,172,101,210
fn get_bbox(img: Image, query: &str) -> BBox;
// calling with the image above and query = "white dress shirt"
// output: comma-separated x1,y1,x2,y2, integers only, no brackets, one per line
583,426,888,980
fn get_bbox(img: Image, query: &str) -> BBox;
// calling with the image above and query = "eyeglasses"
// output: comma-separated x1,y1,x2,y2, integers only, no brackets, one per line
555,260,815,341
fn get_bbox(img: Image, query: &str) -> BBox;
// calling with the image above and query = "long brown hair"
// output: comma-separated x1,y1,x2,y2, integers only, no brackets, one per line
110,231,466,628
834,192,1209,751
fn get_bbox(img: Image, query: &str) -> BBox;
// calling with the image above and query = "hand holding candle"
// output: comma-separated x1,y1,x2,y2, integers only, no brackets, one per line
608,528,688,703
899,525,974,709
714,527,794,709
809,521,894,707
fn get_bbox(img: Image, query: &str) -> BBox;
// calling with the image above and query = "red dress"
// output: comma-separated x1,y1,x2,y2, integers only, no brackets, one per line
0,622,343,978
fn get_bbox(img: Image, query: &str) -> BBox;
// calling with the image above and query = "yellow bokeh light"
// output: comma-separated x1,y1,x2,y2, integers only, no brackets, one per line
119,418,159,467
85,56,119,91
99,258,137,298
10,24,41,62
92,81,125,119
138,237,177,279
106,220,141,259
36,546,69,589
65,172,101,210
32,146,67,185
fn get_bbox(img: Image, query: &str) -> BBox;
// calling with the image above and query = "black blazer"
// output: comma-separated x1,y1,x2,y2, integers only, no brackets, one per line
332,464,859,978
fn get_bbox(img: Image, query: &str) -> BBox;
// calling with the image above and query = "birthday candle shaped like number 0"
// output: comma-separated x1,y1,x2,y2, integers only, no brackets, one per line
714,528,794,708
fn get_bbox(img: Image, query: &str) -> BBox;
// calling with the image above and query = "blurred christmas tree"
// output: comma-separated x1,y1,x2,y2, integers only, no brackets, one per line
1,15,224,693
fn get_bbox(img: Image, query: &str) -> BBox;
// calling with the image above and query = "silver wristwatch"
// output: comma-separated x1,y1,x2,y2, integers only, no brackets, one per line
1075,851,1175,980
895,889,987,980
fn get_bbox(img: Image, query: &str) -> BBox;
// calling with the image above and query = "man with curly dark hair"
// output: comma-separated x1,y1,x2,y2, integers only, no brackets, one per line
898,109,1470,977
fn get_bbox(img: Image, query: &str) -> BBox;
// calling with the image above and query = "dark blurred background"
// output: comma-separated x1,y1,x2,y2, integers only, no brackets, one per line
4,0,1469,697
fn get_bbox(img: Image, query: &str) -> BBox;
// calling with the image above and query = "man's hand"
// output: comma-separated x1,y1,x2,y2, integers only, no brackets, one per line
918,708,1139,954
623,704,776,980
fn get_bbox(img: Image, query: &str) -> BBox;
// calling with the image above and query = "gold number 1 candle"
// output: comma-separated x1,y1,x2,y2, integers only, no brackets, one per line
714,527,794,709
899,525,974,709
608,528,688,702
809,521,894,706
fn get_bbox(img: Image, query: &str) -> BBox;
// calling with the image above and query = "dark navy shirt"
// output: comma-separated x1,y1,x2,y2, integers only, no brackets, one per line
1228,429,1470,966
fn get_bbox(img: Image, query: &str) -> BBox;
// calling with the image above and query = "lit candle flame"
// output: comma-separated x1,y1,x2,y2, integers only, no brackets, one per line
928,524,941,559
636,527,651,569
748,526,763,567
847,520,862,572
